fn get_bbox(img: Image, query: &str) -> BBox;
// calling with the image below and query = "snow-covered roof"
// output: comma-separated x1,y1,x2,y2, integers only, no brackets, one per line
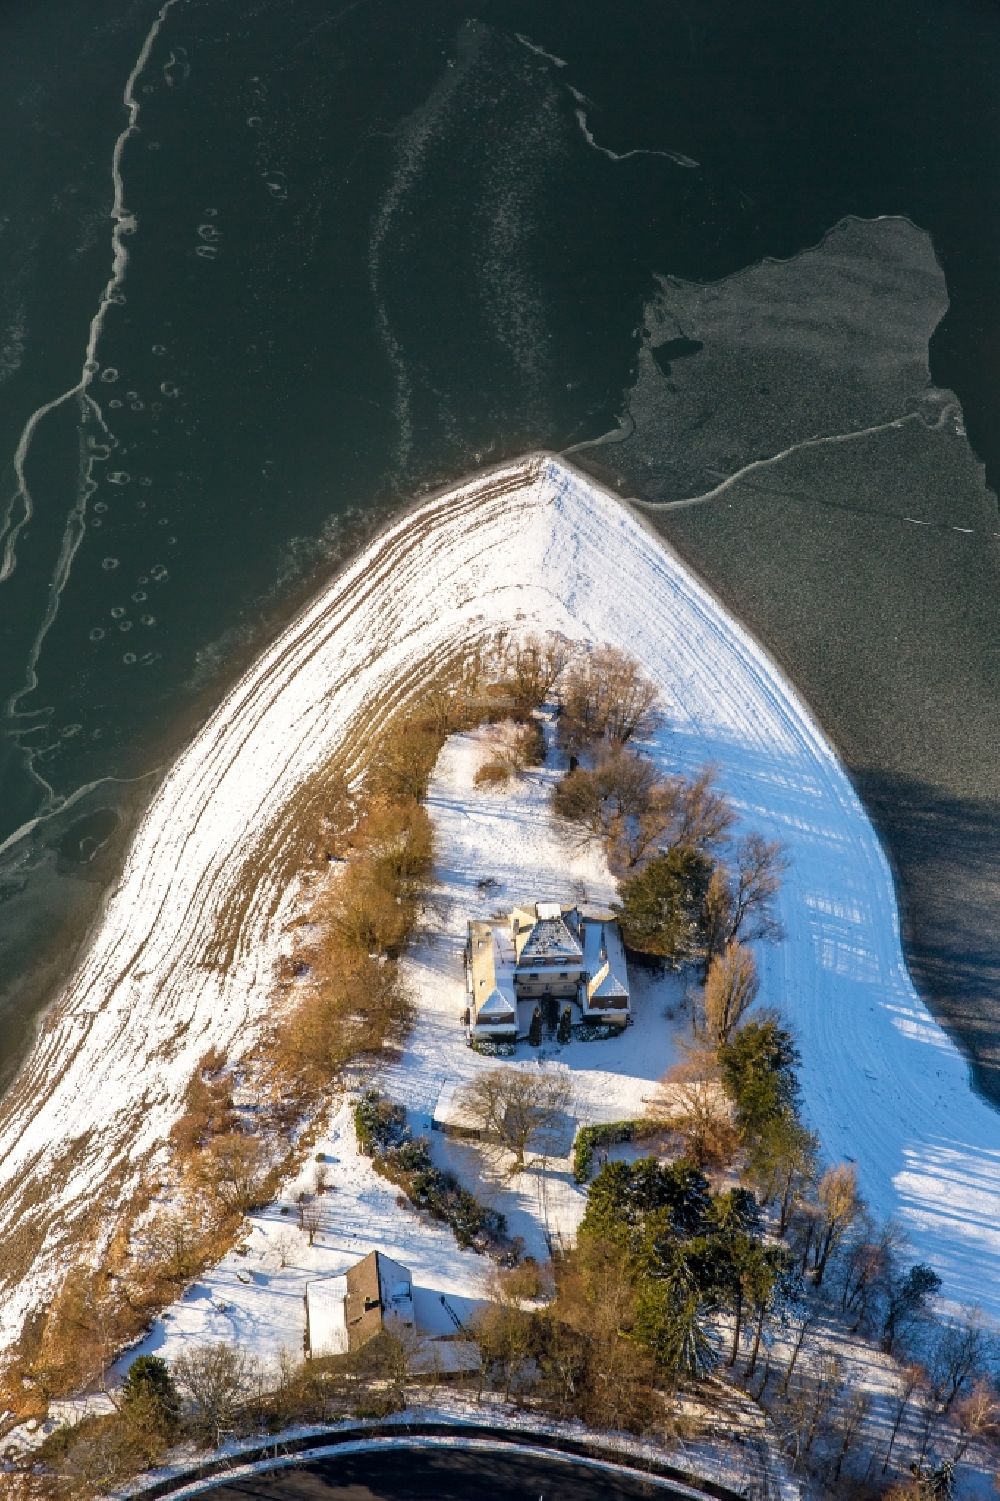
582,915,629,1007
588,961,629,1002
372,1250,414,1329
469,919,518,1024
433,1080,484,1134
478,987,516,1017
516,906,584,963
306,1272,349,1356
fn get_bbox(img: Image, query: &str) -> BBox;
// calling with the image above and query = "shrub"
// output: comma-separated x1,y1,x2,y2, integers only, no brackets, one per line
557,1007,573,1044
354,1090,408,1157
510,719,546,767
354,1389,407,1420
120,1355,181,1438
474,759,512,789
470,1037,516,1058
573,1021,620,1042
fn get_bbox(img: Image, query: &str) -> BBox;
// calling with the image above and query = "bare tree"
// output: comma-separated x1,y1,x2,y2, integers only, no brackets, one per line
831,1385,871,1482
301,1203,323,1247
811,1163,863,1285
929,1309,991,1411
882,1362,926,1474
780,1299,821,1396
731,834,787,937
702,940,759,1044
173,1341,257,1443
669,766,736,851
703,834,787,964
271,1229,296,1270
558,646,660,753
459,1066,573,1173
787,1354,845,1465
471,1266,537,1399
655,1051,739,1170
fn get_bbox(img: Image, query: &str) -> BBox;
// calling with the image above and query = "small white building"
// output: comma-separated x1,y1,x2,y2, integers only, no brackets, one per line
432,1079,485,1138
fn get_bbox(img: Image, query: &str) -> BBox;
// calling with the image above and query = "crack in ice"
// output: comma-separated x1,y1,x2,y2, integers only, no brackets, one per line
513,29,698,170
0,0,182,801
617,410,1000,540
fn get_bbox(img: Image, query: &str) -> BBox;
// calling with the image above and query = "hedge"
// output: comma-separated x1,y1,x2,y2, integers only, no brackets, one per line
573,1120,644,1183
354,1090,508,1254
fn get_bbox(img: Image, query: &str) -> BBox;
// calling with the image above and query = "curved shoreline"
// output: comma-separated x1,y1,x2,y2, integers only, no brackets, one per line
1,453,998,1354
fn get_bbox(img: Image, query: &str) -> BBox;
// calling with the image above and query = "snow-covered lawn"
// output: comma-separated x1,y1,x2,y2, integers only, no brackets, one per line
384,726,683,1258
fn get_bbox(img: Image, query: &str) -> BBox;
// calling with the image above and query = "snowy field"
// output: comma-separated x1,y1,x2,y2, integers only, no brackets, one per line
1,453,997,1362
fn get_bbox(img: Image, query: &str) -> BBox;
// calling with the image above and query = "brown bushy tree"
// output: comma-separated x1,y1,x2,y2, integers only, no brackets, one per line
278,952,413,1081
553,749,662,865
558,646,660,753
500,633,570,714
656,1052,740,1170
195,1131,274,1216
554,754,734,872
702,940,759,1044
809,1163,863,1286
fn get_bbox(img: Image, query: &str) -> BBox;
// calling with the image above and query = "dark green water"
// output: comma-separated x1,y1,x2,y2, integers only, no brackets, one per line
0,0,997,1096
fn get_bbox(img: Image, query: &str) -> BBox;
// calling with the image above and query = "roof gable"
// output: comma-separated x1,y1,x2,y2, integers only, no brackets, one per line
589,960,629,1000
478,987,516,1017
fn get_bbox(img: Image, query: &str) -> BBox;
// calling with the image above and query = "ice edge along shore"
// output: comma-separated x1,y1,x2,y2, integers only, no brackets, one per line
0,452,998,1354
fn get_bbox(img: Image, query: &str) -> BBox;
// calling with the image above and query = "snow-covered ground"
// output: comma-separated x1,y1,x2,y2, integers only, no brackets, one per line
123,723,680,1371
1,453,997,1361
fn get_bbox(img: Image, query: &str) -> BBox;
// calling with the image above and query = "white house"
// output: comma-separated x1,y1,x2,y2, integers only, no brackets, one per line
465,901,630,1040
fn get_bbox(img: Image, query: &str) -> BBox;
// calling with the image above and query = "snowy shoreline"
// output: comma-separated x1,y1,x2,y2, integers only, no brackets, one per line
0,453,997,1357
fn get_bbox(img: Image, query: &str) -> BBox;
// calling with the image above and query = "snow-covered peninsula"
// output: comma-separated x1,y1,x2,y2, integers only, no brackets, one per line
0,453,997,1359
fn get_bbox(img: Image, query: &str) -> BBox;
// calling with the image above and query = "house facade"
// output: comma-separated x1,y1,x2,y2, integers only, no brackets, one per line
465,901,629,1041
